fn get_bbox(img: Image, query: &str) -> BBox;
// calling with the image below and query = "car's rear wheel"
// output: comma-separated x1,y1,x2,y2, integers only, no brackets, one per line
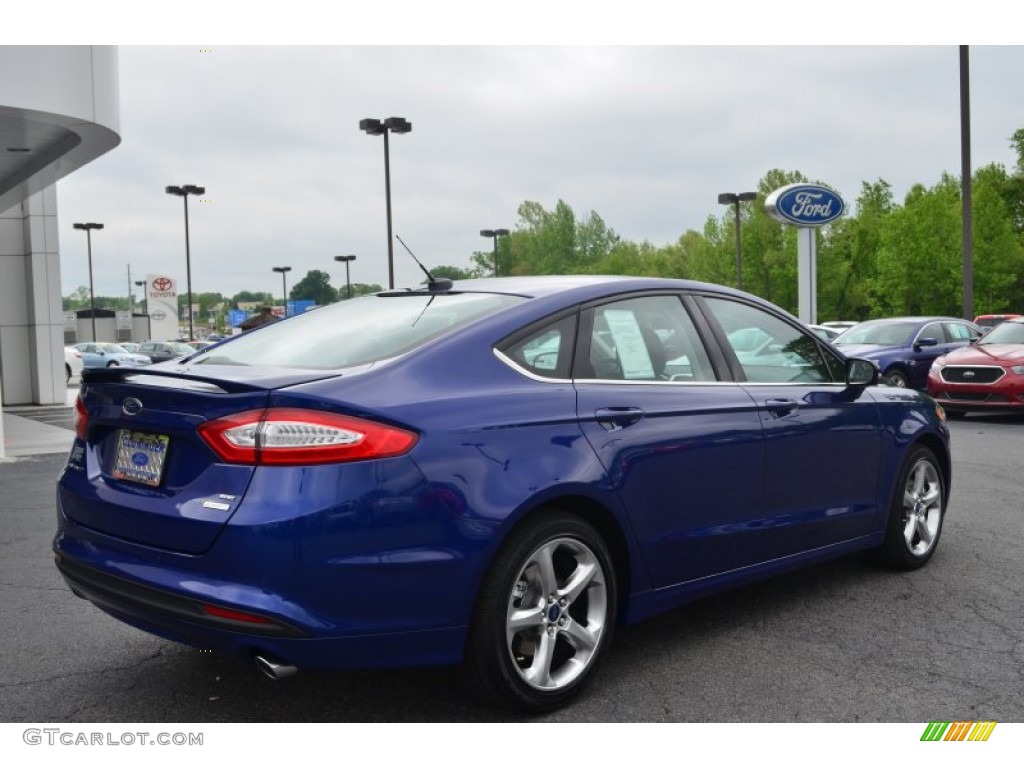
885,368,909,387
876,446,945,570
106,361,119,367
463,511,616,712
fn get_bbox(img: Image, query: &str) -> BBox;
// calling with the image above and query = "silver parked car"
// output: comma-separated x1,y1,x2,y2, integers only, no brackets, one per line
73,342,152,368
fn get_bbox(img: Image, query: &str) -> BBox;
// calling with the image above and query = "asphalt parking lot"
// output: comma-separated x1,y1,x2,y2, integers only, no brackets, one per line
2,411,1022,723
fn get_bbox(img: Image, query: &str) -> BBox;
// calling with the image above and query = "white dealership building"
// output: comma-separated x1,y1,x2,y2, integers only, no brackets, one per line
0,46,121,415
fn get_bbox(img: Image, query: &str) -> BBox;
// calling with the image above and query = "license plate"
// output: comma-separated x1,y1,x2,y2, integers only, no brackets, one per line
112,430,170,487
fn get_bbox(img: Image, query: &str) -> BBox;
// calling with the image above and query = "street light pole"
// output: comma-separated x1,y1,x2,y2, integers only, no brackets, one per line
135,280,147,315
360,117,412,290
165,184,205,340
479,228,510,277
272,266,292,316
73,222,104,341
334,254,357,299
718,191,757,290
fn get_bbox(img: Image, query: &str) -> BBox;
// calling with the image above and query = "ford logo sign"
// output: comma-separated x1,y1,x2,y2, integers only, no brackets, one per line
765,183,845,227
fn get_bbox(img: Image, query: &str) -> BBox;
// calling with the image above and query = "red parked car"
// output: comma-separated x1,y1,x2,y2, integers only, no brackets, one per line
973,313,1022,331
928,317,1024,416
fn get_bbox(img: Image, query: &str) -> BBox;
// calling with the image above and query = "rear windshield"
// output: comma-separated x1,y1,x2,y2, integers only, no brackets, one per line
191,292,524,369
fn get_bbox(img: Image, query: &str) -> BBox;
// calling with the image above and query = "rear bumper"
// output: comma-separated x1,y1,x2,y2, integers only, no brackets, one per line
54,547,468,670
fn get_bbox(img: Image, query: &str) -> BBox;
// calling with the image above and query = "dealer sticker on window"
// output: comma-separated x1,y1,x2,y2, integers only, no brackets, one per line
112,430,170,487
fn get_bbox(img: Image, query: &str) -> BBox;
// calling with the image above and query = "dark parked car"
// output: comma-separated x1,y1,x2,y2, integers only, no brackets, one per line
928,316,1024,416
55,276,951,712
833,317,982,389
138,340,198,364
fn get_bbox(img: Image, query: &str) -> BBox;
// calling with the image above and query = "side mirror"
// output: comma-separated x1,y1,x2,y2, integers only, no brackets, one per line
846,357,879,387
914,337,939,350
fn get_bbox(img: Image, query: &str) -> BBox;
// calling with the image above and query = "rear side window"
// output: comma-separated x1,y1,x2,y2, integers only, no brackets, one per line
500,315,577,379
192,293,525,369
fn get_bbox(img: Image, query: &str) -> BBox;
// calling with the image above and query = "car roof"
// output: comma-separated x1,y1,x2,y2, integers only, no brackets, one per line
854,316,967,324
389,275,754,306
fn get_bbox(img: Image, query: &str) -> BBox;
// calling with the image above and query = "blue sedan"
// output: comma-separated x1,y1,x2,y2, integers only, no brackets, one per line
833,317,982,389
55,277,951,712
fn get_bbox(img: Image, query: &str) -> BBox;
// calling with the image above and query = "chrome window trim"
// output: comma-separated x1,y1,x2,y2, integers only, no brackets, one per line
494,348,848,388
493,348,572,384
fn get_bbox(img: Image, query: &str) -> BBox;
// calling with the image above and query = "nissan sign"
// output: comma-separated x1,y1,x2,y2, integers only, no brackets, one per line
765,183,845,227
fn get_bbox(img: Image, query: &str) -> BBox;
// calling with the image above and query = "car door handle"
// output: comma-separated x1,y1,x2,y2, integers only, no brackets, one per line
764,399,798,418
594,407,645,432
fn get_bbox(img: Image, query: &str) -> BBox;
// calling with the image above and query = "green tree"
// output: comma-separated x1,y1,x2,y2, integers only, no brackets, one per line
870,176,963,316
818,179,893,320
972,163,1024,313
430,265,476,281
346,282,384,298
231,290,275,307
63,285,93,311
289,270,339,305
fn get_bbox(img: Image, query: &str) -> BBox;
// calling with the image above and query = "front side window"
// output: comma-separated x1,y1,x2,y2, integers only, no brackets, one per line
917,323,946,344
576,295,714,382
701,297,839,383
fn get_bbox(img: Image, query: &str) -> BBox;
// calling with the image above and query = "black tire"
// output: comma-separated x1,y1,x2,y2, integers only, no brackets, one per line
884,368,909,388
106,361,119,367
944,408,967,420
65,364,71,384
875,446,946,570
463,510,617,713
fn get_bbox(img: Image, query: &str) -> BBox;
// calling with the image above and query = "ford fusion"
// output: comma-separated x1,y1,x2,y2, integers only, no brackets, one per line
55,276,951,712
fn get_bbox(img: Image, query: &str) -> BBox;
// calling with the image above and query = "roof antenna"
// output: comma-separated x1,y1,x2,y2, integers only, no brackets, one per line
395,235,453,292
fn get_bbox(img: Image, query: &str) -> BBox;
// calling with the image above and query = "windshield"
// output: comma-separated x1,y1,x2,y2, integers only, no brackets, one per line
834,322,917,347
979,322,1024,345
191,292,525,369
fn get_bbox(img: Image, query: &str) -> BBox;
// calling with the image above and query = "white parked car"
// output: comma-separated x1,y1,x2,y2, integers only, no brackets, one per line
64,346,84,383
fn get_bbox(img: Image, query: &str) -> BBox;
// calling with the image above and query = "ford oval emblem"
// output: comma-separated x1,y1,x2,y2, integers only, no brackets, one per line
765,183,845,227
122,397,143,416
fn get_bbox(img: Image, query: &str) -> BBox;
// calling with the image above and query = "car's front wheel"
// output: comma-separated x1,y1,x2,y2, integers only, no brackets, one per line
876,446,945,570
885,368,909,387
464,511,617,712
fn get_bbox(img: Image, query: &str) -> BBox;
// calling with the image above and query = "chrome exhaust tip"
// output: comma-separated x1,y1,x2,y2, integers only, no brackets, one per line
253,653,298,680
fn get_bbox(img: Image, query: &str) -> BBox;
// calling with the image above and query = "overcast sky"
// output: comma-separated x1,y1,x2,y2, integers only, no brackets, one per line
40,17,1024,302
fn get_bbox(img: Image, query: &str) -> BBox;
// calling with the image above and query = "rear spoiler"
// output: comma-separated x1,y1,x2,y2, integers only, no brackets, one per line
81,365,341,394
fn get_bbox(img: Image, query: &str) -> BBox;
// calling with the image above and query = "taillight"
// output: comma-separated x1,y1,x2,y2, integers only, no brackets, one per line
197,408,418,466
74,395,89,440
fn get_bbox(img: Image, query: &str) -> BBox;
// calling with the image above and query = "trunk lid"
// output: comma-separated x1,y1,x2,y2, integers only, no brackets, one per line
59,366,339,554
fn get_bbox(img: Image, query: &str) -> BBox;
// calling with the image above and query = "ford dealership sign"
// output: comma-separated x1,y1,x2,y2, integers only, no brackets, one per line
765,183,845,227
